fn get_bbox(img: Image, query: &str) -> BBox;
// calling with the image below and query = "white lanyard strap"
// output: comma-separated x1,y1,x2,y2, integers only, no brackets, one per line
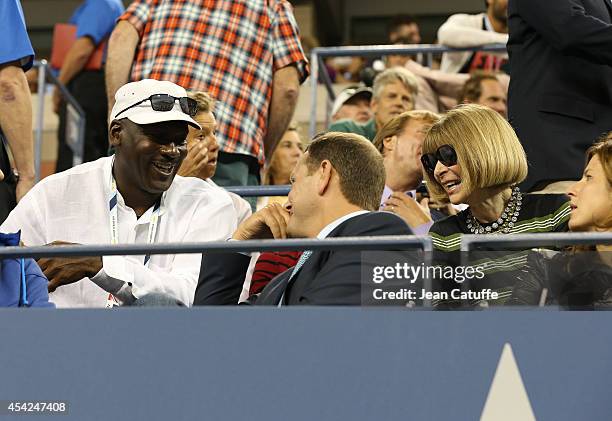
106,175,162,308
109,176,162,266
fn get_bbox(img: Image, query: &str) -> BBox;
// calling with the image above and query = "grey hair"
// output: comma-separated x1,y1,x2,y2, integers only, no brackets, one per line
372,67,419,99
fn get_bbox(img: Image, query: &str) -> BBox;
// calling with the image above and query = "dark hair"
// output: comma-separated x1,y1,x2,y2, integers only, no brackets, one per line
458,71,501,104
306,132,385,211
387,14,418,38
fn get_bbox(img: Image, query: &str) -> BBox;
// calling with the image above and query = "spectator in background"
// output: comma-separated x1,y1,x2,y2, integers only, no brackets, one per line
508,0,612,193
1,80,238,307
326,56,367,84
178,91,251,225
330,86,373,124
386,15,423,67
374,110,441,233
245,123,305,298
260,122,304,206
381,37,479,113
458,71,507,118
0,0,36,223
53,0,124,172
388,14,422,44
106,0,308,200
329,67,418,141
438,0,509,73
386,36,414,69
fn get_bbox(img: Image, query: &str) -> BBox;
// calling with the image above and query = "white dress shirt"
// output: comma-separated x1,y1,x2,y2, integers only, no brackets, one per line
1,157,237,308
204,178,252,225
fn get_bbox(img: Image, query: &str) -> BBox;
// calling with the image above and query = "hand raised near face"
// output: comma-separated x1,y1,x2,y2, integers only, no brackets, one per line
382,192,432,229
177,140,210,179
232,203,290,241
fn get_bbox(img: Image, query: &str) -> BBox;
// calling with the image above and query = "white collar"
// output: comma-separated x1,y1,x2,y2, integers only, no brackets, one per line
316,210,370,239
483,14,494,32
380,185,416,209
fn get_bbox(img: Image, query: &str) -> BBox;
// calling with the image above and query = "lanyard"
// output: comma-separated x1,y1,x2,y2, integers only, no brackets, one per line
106,172,162,307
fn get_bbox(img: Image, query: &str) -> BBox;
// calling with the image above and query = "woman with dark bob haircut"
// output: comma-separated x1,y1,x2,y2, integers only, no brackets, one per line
421,104,570,306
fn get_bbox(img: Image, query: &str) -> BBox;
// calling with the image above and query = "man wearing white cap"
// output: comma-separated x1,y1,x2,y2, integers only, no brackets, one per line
329,67,418,141
1,79,237,307
329,86,373,125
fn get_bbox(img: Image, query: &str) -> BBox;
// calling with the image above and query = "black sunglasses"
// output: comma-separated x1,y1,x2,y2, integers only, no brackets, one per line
420,144,458,174
115,94,198,118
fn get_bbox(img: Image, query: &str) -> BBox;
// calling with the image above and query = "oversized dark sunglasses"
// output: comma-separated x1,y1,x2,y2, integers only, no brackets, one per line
420,144,458,174
115,94,198,118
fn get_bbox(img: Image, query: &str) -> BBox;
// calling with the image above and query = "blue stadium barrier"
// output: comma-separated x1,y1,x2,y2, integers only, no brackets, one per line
1,309,611,420
0,235,433,259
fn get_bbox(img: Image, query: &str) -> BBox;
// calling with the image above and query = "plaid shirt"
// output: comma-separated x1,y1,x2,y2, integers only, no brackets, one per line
121,0,308,163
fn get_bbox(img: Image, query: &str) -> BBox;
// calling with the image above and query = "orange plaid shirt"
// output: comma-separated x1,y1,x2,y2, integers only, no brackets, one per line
121,0,308,162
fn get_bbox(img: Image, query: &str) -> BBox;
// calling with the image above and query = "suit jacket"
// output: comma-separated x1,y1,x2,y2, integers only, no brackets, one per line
194,211,414,306
508,0,612,190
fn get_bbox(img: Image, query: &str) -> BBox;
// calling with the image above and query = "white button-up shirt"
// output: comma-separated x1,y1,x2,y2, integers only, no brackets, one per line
1,157,237,307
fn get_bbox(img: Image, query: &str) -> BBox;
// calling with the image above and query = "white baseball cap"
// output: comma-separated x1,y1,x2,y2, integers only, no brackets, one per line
331,86,373,117
110,79,201,129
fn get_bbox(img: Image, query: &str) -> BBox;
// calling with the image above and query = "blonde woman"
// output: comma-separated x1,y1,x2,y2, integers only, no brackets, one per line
249,123,304,296
421,104,570,305
510,135,612,308
258,123,304,208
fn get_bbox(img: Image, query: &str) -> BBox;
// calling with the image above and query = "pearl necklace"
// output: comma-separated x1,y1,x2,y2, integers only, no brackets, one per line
466,187,522,234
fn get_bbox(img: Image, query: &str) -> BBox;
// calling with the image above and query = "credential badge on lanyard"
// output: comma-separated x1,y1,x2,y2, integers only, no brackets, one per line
105,168,162,308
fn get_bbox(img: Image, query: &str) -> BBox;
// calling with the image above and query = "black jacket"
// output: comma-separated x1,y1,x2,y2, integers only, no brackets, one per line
509,250,612,308
194,211,414,306
508,0,612,190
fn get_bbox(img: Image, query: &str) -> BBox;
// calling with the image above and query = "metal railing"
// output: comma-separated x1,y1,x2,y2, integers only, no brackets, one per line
0,236,432,259
225,185,290,197
0,235,432,305
32,60,86,181
309,43,508,137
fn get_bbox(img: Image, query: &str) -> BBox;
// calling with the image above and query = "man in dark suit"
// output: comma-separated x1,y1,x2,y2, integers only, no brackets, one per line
507,0,612,192
194,132,415,306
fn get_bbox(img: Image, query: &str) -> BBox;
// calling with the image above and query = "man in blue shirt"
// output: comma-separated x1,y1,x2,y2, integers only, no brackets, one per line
53,0,124,172
0,0,36,223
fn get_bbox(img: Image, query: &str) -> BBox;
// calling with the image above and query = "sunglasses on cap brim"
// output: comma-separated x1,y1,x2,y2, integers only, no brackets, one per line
115,94,198,119
420,144,458,174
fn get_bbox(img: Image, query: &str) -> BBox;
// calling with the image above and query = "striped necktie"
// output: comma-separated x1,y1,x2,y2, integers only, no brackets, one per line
278,250,312,306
